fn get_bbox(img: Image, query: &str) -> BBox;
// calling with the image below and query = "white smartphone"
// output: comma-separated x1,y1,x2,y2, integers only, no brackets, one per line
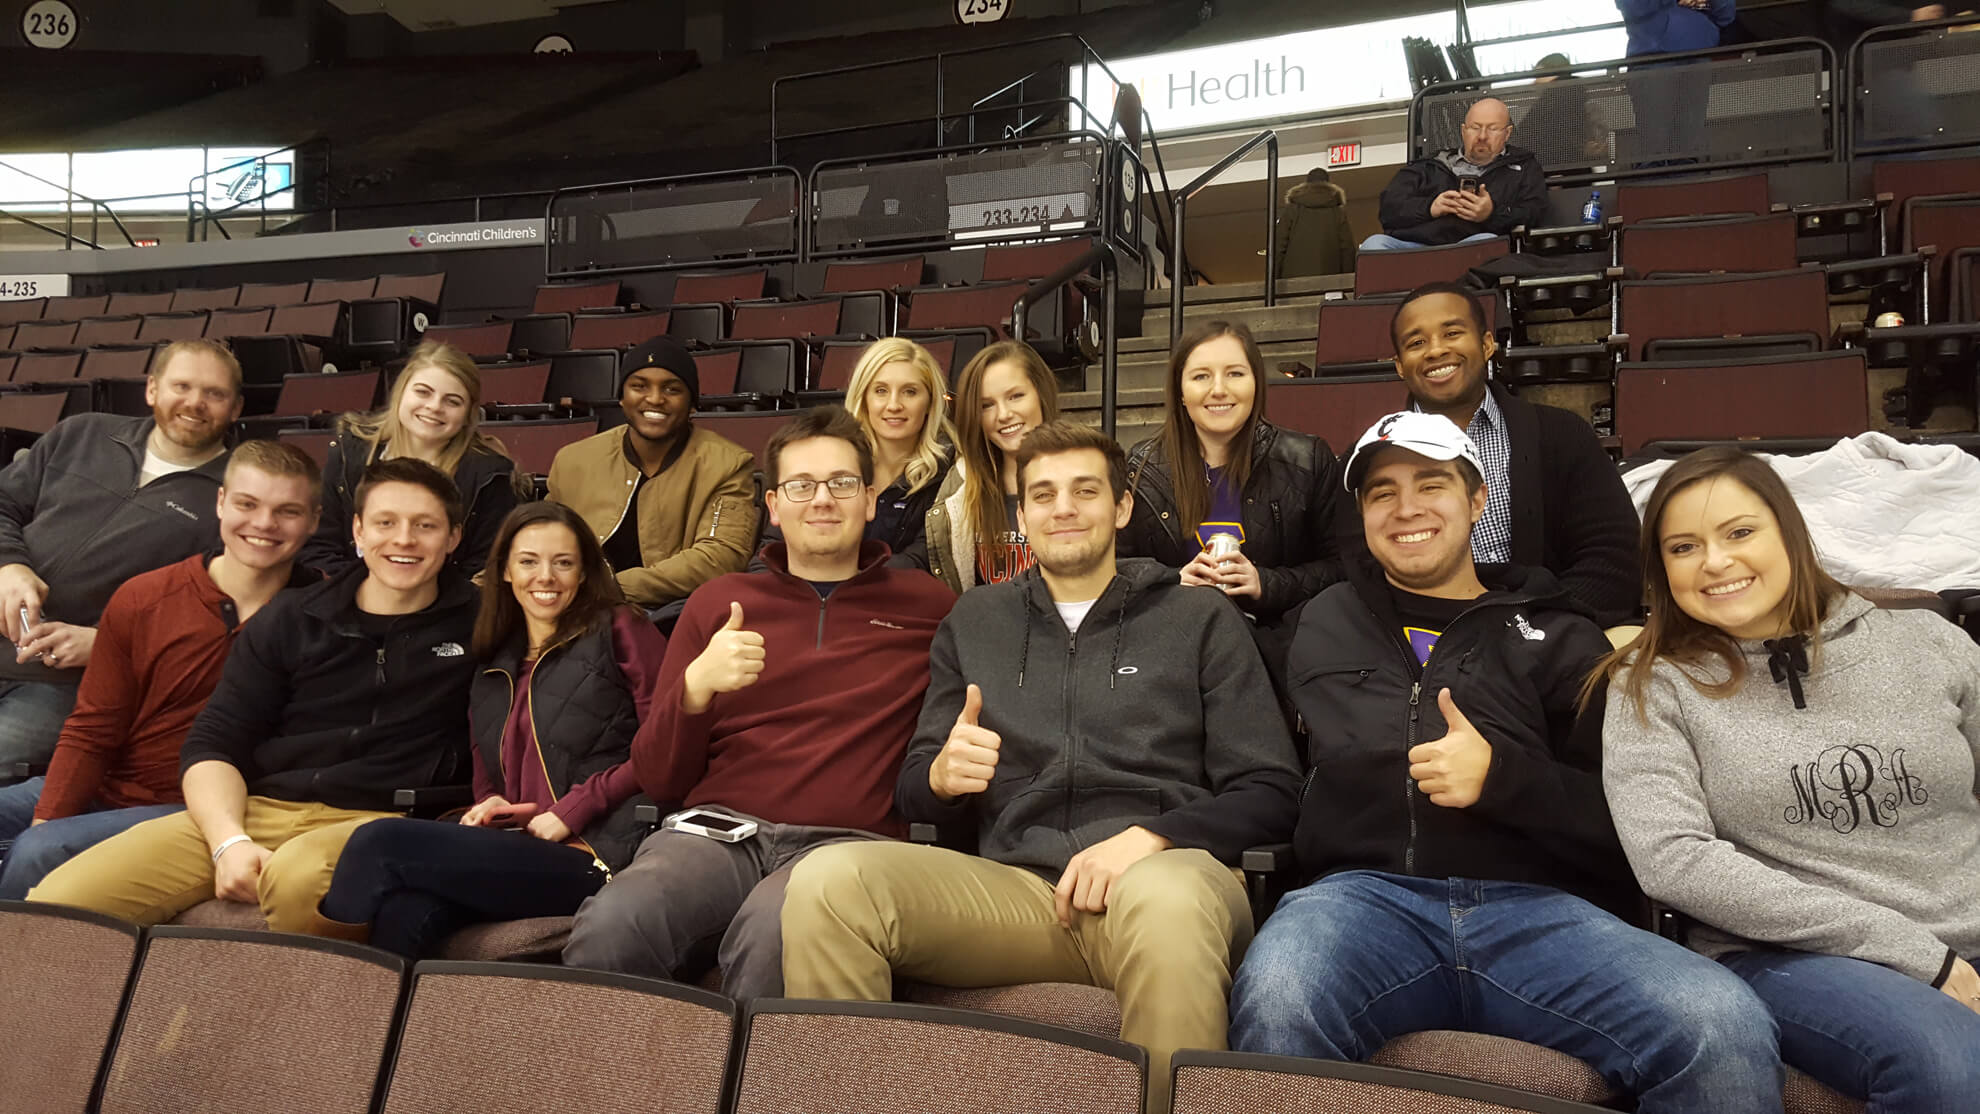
662,808,759,843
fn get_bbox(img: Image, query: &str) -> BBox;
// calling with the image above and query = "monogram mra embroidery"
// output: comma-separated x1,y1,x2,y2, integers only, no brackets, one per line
1782,744,1929,834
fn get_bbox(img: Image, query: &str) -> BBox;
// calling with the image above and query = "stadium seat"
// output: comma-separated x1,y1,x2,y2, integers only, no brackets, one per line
231,302,346,388
569,308,671,351
671,269,768,304
1902,193,1980,318
533,280,621,315
1265,375,1410,453
822,256,925,335
476,360,552,406
981,237,1098,282
1616,269,1830,362
733,1000,1144,1114
236,368,382,439
379,963,733,1114
169,286,240,312
95,928,404,1114
1614,172,1772,225
74,315,143,347
423,320,515,360
1617,213,1799,277
137,312,210,342
508,312,573,357
1353,236,1511,297
0,901,142,1114
0,354,14,384
204,306,273,339
1872,156,1980,248
0,298,48,326
276,427,334,468
1172,1048,1615,1114
729,298,845,341
307,276,378,303
1615,350,1869,455
486,416,600,479
12,320,78,350
903,281,1027,337
104,291,175,317
234,281,310,309
0,391,69,456
11,350,83,386
83,345,161,416
346,273,446,359
374,272,446,304
695,345,794,410
44,295,107,320
692,411,787,466
800,335,958,404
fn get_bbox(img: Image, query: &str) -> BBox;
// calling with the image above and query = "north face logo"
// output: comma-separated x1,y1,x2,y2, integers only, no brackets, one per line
432,642,464,657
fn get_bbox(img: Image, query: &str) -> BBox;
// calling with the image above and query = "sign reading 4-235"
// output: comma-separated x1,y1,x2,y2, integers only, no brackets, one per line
20,0,77,49
955,0,1010,25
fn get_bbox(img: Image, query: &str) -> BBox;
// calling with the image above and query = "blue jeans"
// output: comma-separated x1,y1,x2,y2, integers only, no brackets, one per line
1720,949,1980,1114
0,776,43,842
0,797,182,900
0,681,77,768
1359,231,1499,251
1229,871,1784,1114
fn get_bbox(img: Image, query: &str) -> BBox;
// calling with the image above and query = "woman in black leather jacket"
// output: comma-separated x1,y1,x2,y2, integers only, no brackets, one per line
1120,320,1355,620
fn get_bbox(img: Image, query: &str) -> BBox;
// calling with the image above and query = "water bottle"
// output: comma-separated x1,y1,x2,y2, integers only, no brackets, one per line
1581,191,1603,224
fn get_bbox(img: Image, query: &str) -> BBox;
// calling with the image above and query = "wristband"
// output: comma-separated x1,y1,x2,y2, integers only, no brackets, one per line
210,834,253,864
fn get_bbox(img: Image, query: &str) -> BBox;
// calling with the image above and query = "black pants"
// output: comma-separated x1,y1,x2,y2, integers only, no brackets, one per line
320,817,607,959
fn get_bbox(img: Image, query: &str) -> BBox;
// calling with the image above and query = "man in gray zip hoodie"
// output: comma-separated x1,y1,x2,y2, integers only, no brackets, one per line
783,421,1301,1114
0,339,241,770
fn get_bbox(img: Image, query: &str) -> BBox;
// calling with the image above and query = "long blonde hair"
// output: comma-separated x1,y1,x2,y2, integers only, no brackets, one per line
951,340,1060,554
843,337,954,494
338,340,510,477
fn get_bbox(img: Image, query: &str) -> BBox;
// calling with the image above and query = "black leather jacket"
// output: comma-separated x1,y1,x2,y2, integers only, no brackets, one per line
1120,421,1356,619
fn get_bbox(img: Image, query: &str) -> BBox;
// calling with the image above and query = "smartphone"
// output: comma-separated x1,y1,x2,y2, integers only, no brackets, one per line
1461,178,1481,195
663,808,759,843
483,802,540,828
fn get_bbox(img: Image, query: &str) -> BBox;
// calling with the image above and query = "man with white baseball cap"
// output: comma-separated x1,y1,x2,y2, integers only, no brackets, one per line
1226,412,1785,1113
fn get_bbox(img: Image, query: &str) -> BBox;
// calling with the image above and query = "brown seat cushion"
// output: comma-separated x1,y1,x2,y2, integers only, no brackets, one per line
1370,1031,1617,1105
900,981,1123,1041
434,916,571,962
168,899,267,931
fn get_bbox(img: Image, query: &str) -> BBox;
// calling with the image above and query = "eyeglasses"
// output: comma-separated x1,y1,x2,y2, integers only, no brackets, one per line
776,474,864,502
1462,123,1510,137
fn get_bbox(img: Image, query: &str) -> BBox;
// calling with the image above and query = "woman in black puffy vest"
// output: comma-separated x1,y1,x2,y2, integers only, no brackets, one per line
314,502,664,959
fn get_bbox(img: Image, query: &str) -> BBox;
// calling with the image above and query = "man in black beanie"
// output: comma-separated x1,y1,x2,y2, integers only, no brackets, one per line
547,336,758,610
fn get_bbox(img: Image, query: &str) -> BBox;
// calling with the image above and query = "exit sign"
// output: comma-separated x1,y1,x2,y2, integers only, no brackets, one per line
1328,142,1362,168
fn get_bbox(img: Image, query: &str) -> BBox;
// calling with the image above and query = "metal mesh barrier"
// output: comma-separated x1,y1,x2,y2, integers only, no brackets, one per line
810,136,1105,257
1853,23,1980,156
548,167,799,278
1413,40,1834,182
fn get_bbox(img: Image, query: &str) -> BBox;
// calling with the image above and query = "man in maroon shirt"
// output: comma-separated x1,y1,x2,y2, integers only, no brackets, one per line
0,441,321,898
563,406,954,999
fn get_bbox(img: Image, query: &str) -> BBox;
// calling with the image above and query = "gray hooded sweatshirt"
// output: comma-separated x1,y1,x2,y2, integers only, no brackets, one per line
1603,593,1980,985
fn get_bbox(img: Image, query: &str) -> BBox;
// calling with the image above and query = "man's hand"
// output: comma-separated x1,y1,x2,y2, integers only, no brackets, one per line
929,684,1000,801
681,602,765,714
1914,5,1947,20
1428,190,1467,219
213,840,272,903
1943,956,1980,1016
1452,185,1495,224
460,795,513,827
1408,688,1494,808
16,622,95,669
0,563,47,643
527,811,572,843
1053,826,1172,926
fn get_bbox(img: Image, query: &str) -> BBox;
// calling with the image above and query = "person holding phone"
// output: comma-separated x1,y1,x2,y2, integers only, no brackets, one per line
311,502,666,959
1364,97,1544,251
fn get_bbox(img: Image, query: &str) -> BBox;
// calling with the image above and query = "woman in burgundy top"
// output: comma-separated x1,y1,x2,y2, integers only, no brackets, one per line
316,502,664,958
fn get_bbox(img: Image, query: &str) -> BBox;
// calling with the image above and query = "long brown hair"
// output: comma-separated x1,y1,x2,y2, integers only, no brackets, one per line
952,340,1059,553
1158,320,1268,536
472,501,626,660
1589,447,1844,720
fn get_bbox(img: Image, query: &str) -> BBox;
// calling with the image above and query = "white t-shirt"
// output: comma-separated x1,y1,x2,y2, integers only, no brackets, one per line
1055,598,1099,634
139,446,197,487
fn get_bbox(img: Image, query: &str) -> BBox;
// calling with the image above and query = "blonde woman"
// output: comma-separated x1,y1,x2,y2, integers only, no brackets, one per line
758,339,956,570
923,340,1059,593
303,340,520,577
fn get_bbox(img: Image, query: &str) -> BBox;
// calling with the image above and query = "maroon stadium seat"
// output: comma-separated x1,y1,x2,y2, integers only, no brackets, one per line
43,295,107,320
730,299,843,341
823,257,925,294
1616,269,1829,362
267,369,381,418
1353,236,1511,297
1614,172,1772,225
693,410,787,467
486,417,600,477
74,316,143,347
12,320,77,350
0,299,48,326
204,306,273,339
476,361,552,406
981,237,1097,282
903,282,1024,335
533,280,620,314
104,291,175,317
138,312,210,342
11,351,83,385
568,309,672,351
1265,375,1410,454
373,272,446,304
307,277,378,303
1315,294,1498,374
235,282,310,309
169,286,240,312
1618,213,1798,277
276,428,334,468
423,320,514,359
671,270,766,305
1616,350,1868,455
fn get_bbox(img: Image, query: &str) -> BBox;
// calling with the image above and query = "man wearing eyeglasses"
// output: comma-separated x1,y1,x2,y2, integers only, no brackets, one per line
1365,97,1546,251
563,405,956,1001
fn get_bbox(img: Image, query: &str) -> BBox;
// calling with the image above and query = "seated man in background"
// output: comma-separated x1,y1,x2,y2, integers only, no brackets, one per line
0,442,322,898
1389,281,1640,626
781,421,1302,1114
29,459,478,935
548,336,758,617
1366,97,1545,251
563,406,954,999
1228,413,1783,1114
0,339,244,769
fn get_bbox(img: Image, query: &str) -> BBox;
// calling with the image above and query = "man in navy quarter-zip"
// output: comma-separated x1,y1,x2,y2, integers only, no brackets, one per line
563,406,953,1001
30,459,478,938
1228,412,1786,1113
781,420,1301,1114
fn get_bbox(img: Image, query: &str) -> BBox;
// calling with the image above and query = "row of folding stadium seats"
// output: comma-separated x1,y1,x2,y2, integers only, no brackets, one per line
0,273,445,326
4,899,1656,1114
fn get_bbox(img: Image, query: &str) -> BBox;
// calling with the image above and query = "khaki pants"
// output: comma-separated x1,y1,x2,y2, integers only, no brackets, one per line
781,842,1252,1114
27,797,395,934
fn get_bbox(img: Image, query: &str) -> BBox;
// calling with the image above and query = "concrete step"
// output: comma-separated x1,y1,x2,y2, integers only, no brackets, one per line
1130,296,1329,352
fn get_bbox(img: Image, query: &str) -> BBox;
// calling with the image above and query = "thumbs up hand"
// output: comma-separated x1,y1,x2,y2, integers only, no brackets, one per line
682,601,767,713
930,683,1001,801
1406,688,1494,808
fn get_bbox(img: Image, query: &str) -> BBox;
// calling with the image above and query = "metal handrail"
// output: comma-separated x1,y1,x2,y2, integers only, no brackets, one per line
0,206,102,249
1846,14,1980,160
1170,130,1278,350
0,158,140,248
1013,241,1120,436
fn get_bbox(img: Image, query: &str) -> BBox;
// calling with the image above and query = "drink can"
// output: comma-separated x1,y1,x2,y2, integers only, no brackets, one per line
1207,532,1242,560
1874,311,1906,329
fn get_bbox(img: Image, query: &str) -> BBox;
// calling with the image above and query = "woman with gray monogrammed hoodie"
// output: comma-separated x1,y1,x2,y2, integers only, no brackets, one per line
1598,447,1980,1113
